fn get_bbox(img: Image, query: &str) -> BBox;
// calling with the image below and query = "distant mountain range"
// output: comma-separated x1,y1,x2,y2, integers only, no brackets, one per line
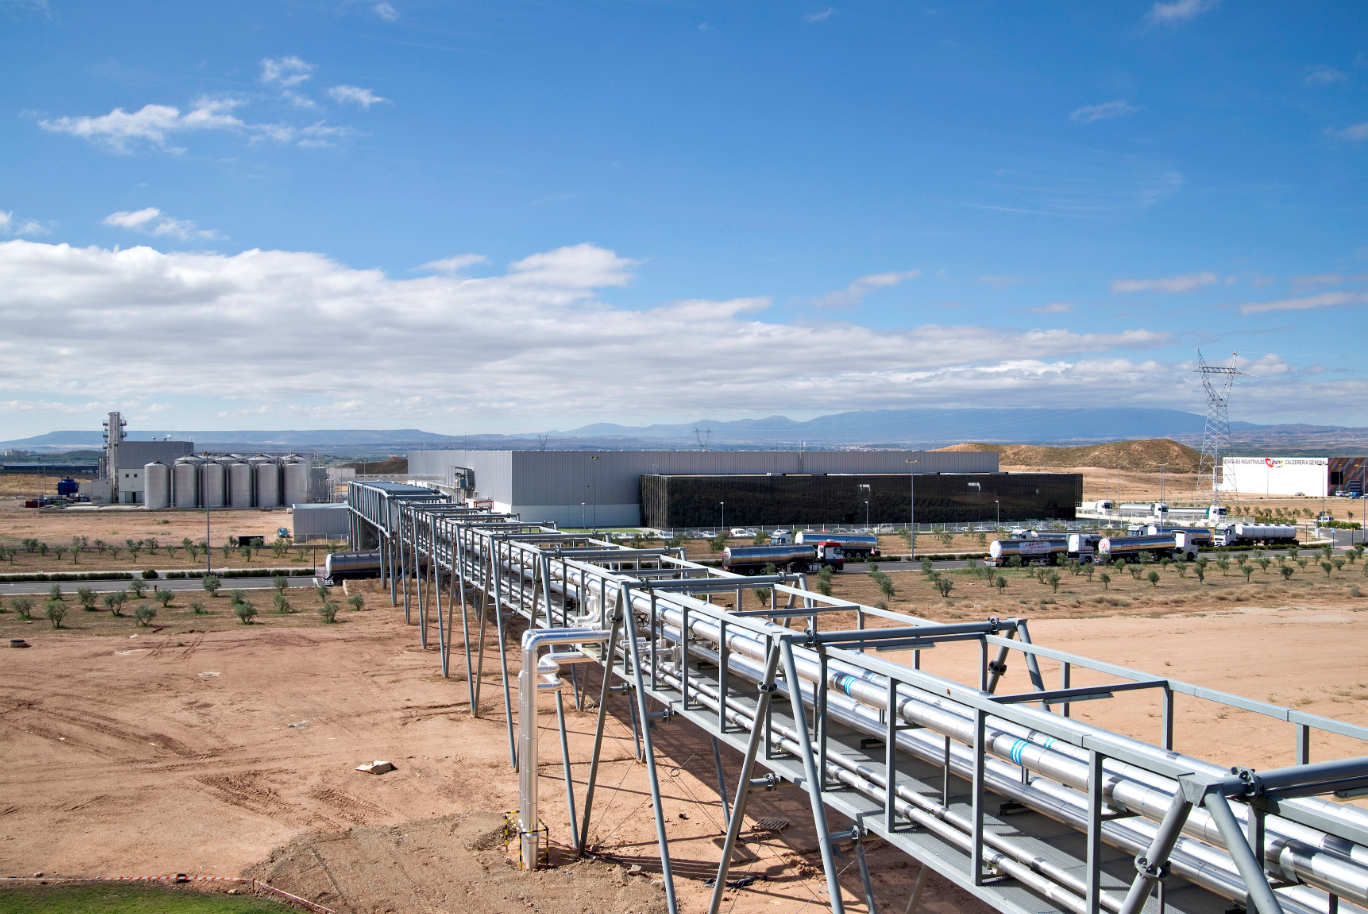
3,408,1366,454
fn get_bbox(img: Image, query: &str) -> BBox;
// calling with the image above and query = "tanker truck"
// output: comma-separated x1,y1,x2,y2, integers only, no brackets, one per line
722,542,845,575
988,538,1068,567
1213,523,1298,547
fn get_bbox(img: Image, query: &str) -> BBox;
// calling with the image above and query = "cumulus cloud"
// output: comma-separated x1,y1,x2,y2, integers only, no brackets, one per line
260,56,314,87
0,211,51,237
1145,0,1219,24
39,98,246,153
1239,291,1368,315
372,2,398,20
1070,101,1140,123
814,270,921,310
102,208,218,241
1111,272,1217,293
328,85,389,108
418,254,488,274
1030,302,1073,314
0,241,1173,423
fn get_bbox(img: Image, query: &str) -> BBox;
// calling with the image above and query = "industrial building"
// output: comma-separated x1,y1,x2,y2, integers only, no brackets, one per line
640,471,1081,528
407,448,1078,527
82,411,320,508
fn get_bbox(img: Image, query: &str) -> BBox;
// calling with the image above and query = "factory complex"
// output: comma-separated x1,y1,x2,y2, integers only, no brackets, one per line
408,447,1081,528
1219,455,1368,497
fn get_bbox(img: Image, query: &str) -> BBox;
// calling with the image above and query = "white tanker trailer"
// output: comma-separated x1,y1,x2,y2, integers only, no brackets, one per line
1096,533,1183,564
1214,522,1299,547
988,538,1067,566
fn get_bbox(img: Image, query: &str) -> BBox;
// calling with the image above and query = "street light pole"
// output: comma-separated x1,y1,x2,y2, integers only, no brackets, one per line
206,504,212,577
995,500,1000,527
720,501,725,534
589,455,599,532
905,459,918,558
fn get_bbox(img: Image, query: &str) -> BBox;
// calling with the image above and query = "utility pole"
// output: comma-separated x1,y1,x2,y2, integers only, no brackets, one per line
1157,463,1168,504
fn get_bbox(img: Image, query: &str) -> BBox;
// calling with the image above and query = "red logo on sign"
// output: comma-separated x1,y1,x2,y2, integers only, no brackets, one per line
1265,458,1275,468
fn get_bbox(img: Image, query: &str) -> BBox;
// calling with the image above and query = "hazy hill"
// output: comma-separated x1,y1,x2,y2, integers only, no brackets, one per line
937,438,1201,473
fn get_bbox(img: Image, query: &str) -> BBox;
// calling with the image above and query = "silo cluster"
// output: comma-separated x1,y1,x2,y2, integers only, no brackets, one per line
142,454,312,510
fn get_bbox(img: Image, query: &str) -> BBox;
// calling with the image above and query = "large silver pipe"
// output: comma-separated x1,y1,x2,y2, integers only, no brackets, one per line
460,531,1368,911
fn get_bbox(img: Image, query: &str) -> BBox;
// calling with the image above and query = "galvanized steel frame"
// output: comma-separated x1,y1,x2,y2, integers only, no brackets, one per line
349,488,1368,914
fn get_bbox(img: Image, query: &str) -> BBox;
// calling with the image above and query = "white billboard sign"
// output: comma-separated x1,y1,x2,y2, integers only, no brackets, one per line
1218,456,1328,497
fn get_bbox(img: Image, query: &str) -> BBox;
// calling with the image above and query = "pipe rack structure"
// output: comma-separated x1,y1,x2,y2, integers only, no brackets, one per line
346,481,1368,914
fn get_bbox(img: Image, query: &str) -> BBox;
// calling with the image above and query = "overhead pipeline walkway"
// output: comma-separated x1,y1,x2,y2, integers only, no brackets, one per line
346,481,1368,914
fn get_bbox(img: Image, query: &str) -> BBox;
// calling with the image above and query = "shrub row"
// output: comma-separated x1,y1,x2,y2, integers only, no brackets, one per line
162,568,315,579
0,571,134,582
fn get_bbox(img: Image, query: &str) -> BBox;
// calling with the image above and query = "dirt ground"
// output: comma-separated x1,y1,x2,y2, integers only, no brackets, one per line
4,556,1368,914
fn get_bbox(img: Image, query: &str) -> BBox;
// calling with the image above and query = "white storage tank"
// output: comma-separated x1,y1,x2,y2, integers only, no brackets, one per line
201,460,227,509
173,458,203,509
283,456,312,507
228,458,254,508
255,458,282,508
144,461,171,510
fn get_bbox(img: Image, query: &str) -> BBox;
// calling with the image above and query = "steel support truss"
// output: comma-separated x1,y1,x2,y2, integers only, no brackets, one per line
347,486,1368,914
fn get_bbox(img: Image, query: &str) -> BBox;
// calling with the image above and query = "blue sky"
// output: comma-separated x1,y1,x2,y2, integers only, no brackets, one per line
1,0,1366,438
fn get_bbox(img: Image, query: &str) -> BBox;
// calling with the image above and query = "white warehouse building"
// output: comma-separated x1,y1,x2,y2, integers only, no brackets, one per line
1218,456,1328,497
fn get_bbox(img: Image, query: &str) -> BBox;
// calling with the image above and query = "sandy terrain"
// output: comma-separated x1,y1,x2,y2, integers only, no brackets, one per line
3,558,1368,914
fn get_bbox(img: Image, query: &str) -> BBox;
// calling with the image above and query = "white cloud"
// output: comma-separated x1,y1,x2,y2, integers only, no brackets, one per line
0,211,51,236
1331,122,1368,142
814,270,921,310
328,85,389,109
1239,291,1368,315
260,56,314,88
1070,101,1140,124
978,275,1023,289
102,208,219,241
1145,0,1219,25
805,8,833,22
1305,68,1347,86
39,98,246,153
0,241,1173,423
418,254,488,274
1110,272,1217,293
372,2,398,20
1030,302,1073,314
281,90,319,110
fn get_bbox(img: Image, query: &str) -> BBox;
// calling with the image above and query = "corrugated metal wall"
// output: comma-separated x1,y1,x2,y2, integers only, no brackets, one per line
292,503,350,541
118,440,193,469
406,450,515,502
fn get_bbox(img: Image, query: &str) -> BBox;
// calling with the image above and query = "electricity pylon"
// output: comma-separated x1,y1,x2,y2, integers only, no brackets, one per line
1192,351,1239,507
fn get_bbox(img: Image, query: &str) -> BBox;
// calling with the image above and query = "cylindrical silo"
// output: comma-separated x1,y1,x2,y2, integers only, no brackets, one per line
201,460,227,509
255,458,281,508
173,458,202,509
283,456,312,507
144,461,171,510
229,458,254,508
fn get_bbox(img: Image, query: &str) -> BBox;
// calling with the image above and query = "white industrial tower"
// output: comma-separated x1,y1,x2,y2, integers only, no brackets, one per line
102,411,125,502
1192,351,1239,506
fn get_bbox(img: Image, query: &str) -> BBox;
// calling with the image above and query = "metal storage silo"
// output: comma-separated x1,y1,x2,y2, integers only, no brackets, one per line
201,460,227,509
283,456,312,507
144,461,171,510
255,458,282,508
229,458,254,508
173,458,202,509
